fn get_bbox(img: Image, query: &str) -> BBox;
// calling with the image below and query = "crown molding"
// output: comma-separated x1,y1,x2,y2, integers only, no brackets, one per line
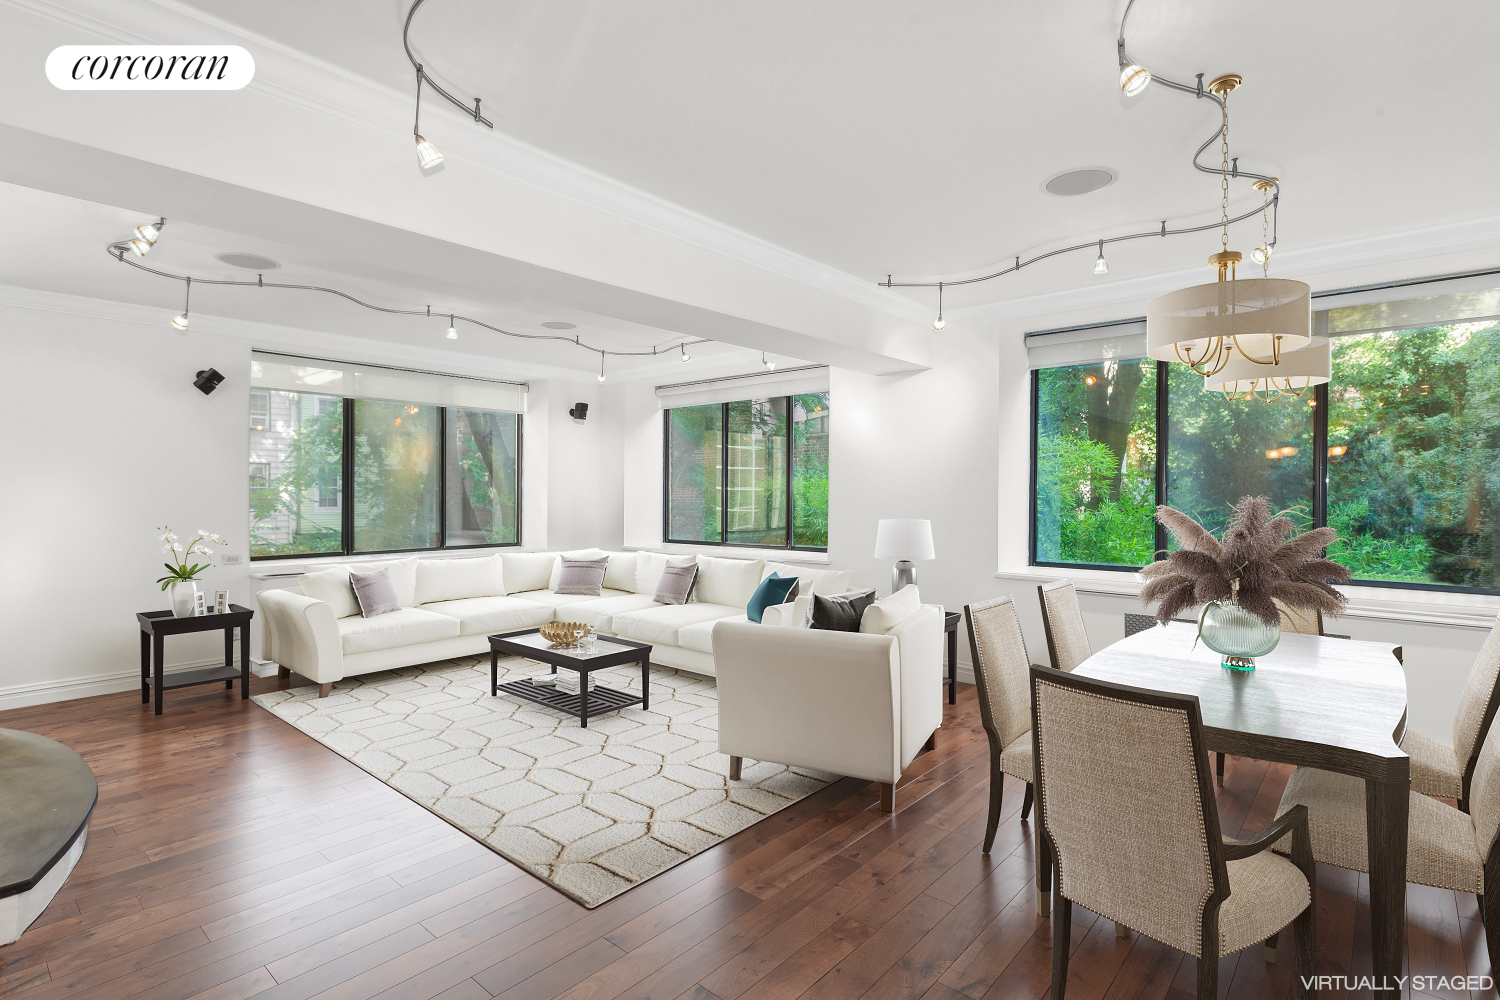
955,213,1500,326
3,0,930,326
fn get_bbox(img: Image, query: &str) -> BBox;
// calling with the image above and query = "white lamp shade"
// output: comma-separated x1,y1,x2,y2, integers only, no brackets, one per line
1203,337,1332,394
874,519,935,561
1147,276,1312,364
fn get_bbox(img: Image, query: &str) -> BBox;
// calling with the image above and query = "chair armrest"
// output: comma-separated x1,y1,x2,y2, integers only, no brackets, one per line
1224,804,1313,879
889,606,944,766
256,589,344,684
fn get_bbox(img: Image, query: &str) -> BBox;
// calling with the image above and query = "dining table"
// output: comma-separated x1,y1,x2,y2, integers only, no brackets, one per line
1072,621,1409,995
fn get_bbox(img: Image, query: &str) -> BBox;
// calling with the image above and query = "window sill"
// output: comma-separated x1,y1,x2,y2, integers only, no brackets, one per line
632,543,830,565
997,566,1500,630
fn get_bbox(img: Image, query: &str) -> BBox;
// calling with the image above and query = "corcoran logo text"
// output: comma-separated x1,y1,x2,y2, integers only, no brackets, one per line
46,46,254,90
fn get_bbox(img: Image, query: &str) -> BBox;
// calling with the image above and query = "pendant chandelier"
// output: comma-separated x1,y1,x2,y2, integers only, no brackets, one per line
1146,75,1312,379
1203,337,1331,402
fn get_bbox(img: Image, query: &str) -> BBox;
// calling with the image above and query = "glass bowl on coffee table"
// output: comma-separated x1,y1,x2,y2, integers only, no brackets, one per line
487,628,652,727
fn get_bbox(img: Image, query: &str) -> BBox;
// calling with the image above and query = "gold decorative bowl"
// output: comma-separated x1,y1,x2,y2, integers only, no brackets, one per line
539,621,592,645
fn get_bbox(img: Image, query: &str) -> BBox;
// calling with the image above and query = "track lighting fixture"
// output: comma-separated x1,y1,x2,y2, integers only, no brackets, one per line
129,217,164,256
412,67,445,170
446,315,458,339
762,352,776,370
1251,245,1272,265
597,355,606,383
680,343,691,363
1093,241,1109,275
932,282,946,331
170,277,191,330
1119,62,1151,97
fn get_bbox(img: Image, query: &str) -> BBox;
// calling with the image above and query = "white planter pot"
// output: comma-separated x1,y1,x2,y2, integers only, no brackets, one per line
169,581,199,618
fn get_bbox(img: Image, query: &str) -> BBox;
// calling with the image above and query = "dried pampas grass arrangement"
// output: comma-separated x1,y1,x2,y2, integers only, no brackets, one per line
1140,496,1350,627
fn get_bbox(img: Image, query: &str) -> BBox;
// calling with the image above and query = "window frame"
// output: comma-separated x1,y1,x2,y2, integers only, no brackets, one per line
661,395,828,553
250,397,524,561
1028,357,1500,596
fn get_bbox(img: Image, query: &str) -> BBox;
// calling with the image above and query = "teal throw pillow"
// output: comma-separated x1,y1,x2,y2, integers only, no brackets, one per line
747,572,800,623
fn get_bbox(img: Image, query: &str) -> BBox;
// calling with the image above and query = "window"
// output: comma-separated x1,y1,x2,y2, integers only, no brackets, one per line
249,390,269,431
1029,292,1500,593
249,396,522,559
665,394,829,550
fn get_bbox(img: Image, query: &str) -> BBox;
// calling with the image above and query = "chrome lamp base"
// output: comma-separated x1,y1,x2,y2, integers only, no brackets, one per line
891,560,917,594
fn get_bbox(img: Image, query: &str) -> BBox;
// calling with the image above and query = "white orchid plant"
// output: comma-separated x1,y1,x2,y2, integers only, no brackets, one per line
156,526,227,591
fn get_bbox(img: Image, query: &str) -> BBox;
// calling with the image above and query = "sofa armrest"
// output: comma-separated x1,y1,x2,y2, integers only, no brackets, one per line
889,606,944,767
256,589,345,684
713,620,901,785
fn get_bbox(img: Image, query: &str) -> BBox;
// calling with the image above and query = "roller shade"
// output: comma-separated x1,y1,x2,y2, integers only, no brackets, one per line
1025,320,1147,370
1315,283,1500,338
656,364,829,408
250,352,527,412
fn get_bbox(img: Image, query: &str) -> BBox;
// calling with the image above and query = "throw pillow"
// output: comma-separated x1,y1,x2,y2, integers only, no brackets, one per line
350,566,401,618
859,584,923,634
804,589,877,631
300,566,360,619
556,556,610,596
746,572,799,623
653,560,699,605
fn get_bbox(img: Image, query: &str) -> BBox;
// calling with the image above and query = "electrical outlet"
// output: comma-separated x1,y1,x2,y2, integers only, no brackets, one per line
223,554,244,565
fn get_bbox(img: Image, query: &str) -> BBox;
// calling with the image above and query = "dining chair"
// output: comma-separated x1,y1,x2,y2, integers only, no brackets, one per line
1399,622,1500,811
1031,666,1317,1000
1275,717,1500,976
1274,598,1325,636
1038,580,1090,672
965,597,1040,883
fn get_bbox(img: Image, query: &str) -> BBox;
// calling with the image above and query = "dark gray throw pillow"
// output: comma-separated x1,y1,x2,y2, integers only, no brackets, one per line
653,560,699,605
556,556,609,596
806,589,877,631
350,566,400,618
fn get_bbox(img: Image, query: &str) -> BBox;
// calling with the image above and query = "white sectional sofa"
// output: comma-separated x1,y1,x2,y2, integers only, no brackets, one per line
257,549,852,695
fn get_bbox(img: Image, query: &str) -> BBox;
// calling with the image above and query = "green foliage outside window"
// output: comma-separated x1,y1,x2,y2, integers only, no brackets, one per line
250,393,343,557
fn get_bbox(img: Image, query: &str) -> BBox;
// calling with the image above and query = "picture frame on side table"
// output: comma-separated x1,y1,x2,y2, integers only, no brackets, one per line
214,591,229,615
193,591,207,617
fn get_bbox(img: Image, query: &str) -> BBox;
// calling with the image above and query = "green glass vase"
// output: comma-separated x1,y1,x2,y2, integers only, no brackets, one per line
1198,600,1281,670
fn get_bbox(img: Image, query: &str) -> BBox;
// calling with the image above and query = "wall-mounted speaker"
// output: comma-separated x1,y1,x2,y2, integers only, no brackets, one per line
569,402,589,421
194,368,225,395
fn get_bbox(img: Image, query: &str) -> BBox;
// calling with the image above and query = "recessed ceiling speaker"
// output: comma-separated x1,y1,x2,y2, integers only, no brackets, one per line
568,402,588,421
194,368,225,395
216,253,282,270
1044,168,1117,196
541,321,576,330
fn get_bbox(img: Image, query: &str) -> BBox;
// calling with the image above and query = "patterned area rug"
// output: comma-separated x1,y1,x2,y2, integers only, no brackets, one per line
252,655,835,907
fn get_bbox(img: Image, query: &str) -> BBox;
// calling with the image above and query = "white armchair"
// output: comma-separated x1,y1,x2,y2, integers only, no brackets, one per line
713,595,944,812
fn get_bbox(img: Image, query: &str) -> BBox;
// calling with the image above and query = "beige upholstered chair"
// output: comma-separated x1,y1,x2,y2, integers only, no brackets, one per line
1276,718,1500,975
1031,667,1316,1000
1274,598,1324,636
965,597,1039,873
1399,623,1500,810
1037,580,1091,672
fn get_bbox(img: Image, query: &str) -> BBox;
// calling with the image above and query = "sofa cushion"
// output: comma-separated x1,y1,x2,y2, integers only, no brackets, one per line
567,593,662,633
603,552,638,593
678,614,750,654
301,566,360,619
635,552,695,595
695,556,765,608
501,552,558,595
420,596,554,636
415,555,506,604
556,556,610,596
356,557,419,607
860,585,922,635
351,566,401,618
763,562,852,596
512,588,633,611
547,549,609,589
614,603,743,646
337,608,460,654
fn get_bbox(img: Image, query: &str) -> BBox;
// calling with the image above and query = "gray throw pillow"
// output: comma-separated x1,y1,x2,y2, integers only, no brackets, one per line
805,590,877,632
556,556,609,596
350,566,400,618
653,560,699,605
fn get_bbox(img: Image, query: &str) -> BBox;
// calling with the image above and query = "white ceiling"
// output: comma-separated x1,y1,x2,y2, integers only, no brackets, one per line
168,0,1500,310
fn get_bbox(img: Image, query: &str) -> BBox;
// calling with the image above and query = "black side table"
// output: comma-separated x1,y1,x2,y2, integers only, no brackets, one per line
944,611,961,705
137,604,254,715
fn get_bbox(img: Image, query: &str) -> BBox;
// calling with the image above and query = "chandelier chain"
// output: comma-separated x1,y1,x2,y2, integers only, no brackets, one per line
1220,96,1230,254
1261,188,1271,277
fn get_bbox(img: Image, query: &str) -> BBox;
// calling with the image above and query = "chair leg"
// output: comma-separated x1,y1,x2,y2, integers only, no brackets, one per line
1050,894,1071,999
1036,827,1052,917
1264,931,1278,963
878,782,894,813
1197,949,1219,1000
1294,904,1316,997
1484,863,1500,988
728,756,742,781
318,682,332,698
983,755,1003,854
277,665,290,679
1216,752,1225,786
1021,782,1034,822
1115,922,1130,938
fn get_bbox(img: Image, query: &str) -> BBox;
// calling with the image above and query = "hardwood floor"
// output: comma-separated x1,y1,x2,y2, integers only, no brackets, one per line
0,674,1494,1000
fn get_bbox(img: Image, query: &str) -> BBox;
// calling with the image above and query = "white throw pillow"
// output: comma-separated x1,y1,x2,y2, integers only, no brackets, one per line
547,548,610,589
695,556,766,608
860,584,922,634
300,566,360,619
763,561,853,596
501,551,557,594
416,555,506,604
356,556,419,607
602,552,638,593
635,552,695,595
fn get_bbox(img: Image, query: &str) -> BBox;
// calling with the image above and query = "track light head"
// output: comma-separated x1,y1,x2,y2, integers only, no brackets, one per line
932,316,946,331
762,352,776,370
415,135,444,170
1093,241,1109,275
680,343,691,363
130,238,154,256
446,315,458,339
1251,245,1273,265
171,313,190,330
1120,62,1151,96
135,222,160,244
597,372,607,383
597,354,607,383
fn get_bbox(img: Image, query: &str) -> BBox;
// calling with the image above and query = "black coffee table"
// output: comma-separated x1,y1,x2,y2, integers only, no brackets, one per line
488,629,652,727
